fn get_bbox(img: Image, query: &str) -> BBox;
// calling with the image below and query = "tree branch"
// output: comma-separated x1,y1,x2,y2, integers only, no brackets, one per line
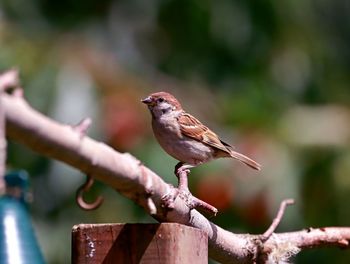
0,78,6,194
0,69,19,193
1,71,350,263
261,199,295,242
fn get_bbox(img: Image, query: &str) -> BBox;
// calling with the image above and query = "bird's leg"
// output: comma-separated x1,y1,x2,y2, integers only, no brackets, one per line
175,162,192,191
161,162,188,209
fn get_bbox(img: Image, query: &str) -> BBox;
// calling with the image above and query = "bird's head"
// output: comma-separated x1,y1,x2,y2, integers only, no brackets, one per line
141,92,182,118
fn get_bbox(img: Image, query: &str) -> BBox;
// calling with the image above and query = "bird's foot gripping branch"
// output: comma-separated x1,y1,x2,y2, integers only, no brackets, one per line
161,166,218,216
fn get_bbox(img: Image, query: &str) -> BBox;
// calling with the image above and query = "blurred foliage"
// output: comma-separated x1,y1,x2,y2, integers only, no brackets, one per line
1,0,350,263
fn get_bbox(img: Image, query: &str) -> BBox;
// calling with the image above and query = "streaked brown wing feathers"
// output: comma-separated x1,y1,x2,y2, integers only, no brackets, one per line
178,113,230,154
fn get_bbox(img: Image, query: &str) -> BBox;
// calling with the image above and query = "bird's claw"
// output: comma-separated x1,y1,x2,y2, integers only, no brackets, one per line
174,162,191,176
175,168,190,178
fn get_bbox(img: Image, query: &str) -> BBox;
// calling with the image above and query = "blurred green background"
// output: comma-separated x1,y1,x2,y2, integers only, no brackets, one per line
1,0,350,263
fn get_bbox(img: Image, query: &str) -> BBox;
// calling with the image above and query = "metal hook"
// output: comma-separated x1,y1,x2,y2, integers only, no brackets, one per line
76,175,104,210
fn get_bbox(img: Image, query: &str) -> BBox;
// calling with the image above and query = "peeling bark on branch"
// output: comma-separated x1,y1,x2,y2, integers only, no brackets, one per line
1,70,350,263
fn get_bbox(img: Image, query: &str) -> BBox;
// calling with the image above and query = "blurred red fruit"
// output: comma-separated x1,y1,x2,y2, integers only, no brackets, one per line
196,175,234,211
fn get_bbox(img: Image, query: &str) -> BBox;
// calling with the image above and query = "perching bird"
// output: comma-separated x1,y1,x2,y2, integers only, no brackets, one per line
142,92,261,212
142,92,261,175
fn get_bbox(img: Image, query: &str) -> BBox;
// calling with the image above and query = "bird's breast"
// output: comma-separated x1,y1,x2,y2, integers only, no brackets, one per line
151,117,214,165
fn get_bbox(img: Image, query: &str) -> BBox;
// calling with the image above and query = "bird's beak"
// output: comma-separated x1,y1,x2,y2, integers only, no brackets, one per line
141,96,154,106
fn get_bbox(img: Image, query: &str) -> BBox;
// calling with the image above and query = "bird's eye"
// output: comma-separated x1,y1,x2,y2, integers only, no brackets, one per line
157,98,164,103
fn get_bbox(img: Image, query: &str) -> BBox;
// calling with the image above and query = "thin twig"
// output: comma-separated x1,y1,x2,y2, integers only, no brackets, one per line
176,167,218,216
167,167,218,216
189,195,218,216
73,117,92,137
261,199,295,242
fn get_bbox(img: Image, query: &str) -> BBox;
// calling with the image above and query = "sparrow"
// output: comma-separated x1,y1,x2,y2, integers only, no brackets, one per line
142,92,261,213
142,91,261,173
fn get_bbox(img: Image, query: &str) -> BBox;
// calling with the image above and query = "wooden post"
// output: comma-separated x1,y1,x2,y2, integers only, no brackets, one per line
72,223,208,264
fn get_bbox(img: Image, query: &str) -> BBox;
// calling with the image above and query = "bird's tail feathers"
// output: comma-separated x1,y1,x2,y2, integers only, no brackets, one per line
229,150,261,170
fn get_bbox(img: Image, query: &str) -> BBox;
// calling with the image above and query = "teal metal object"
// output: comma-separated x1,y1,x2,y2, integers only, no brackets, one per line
0,170,45,264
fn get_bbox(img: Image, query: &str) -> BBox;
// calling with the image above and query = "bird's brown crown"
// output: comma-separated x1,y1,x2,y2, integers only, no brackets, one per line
149,92,183,110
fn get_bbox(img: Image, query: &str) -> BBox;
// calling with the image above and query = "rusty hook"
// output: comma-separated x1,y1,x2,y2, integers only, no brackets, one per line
76,175,104,210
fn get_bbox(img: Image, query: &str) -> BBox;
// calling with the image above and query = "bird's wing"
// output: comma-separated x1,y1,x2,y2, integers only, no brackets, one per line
178,112,231,154
178,112,261,170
